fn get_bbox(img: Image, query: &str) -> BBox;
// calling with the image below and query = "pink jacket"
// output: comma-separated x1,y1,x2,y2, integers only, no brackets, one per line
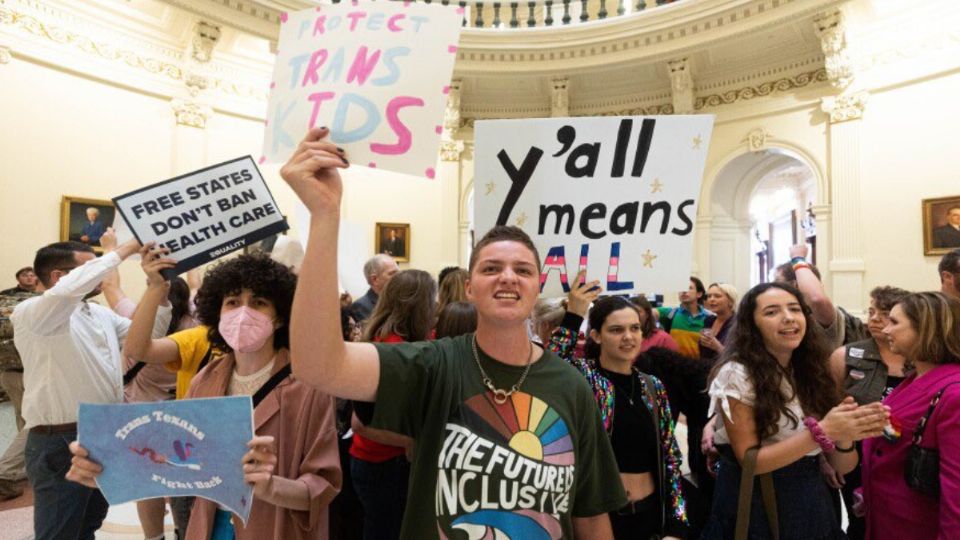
863,363,960,540
184,349,341,539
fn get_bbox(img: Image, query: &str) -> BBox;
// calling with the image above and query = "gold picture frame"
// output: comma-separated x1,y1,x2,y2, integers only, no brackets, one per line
375,222,410,263
922,196,960,256
60,196,117,254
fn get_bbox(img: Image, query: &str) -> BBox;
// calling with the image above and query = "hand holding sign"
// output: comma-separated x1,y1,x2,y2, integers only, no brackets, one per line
279,127,350,215
140,243,177,286
242,436,277,499
66,440,102,489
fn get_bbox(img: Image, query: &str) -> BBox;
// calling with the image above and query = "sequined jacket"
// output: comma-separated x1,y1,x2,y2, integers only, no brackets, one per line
548,322,689,537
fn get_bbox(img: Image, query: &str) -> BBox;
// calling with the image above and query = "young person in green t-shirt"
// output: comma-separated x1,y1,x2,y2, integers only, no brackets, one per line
280,127,626,539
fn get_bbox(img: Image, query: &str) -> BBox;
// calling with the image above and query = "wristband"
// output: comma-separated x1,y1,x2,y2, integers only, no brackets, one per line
804,416,836,453
835,442,856,453
790,256,807,265
792,262,813,273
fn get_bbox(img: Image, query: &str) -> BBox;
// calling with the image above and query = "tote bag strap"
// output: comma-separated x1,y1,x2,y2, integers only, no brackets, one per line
735,445,779,540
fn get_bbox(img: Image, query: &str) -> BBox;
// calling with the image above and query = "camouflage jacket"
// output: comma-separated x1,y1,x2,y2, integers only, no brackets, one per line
0,290,39,371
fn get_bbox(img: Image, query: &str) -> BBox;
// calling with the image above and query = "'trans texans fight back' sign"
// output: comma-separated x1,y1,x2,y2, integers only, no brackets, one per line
261,2,463,178
113,156,288,276
79,397,255,523
474,116,715,297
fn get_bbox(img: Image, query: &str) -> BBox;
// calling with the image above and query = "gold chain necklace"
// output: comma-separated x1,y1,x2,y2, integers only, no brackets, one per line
471,334,533,405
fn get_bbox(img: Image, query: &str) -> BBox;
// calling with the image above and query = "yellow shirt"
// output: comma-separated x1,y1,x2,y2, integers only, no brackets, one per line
166,325,224,399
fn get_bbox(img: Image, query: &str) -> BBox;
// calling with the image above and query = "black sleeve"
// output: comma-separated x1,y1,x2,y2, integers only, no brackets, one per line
560,312,583,334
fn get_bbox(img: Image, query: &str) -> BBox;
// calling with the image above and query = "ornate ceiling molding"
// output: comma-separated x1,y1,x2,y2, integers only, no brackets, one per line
0,3,269,106
694,68,828,110
820,91,868,123
0,5,184,80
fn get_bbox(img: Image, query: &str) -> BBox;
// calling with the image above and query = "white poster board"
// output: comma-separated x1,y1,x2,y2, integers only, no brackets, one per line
261,2,463,179
113,156,289,276
474,116,714,296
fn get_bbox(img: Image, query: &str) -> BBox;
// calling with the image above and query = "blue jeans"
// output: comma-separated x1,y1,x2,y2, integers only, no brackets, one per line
25,430,109,540
351,455,410,540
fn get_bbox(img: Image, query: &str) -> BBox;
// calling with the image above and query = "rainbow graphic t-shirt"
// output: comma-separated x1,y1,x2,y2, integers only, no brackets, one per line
370,335,625,540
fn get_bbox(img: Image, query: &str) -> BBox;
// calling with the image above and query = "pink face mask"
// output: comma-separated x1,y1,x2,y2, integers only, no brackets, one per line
218,306,275,353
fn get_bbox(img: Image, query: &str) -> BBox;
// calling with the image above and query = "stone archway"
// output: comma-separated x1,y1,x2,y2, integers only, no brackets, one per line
696,144,829,293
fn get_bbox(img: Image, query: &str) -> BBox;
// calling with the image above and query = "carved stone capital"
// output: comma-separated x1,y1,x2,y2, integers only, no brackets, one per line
0,46,11,65
667,58,694,114
443,78,462,133
820,91,868,123
171,99,213,129
550,77,569,117
814,10,854,90
190,21,221,64
743,127,771,152
440,139,465,162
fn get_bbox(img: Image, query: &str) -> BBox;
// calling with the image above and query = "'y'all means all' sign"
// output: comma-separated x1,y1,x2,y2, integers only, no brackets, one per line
113,156,288,277
474,116,715,297
261,1,463,179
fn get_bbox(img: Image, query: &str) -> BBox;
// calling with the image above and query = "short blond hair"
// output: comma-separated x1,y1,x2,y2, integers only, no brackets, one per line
708,282,740,312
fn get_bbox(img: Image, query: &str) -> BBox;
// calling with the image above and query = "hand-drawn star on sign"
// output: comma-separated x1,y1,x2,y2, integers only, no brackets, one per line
651,178,664,193
515,212,528,227
692,134,703,150
642,250,658,268
484,181,496,195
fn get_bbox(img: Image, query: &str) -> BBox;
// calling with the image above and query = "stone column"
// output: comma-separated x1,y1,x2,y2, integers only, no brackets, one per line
438,139,466,269
667,58,694,114
821,93,868,314
169,20,220,175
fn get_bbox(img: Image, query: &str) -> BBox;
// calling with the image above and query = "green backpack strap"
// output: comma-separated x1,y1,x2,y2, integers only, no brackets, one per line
736,446,779,540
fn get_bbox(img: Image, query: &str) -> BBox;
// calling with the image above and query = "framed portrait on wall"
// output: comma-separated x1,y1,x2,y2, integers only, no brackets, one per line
375,223,410,263
60,196,117,253
922,196,960,255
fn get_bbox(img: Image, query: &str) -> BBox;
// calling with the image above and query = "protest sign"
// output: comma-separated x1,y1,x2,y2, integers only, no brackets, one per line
79,396,255,522
261,2,463,178
113,156,288,276
475,116,714,297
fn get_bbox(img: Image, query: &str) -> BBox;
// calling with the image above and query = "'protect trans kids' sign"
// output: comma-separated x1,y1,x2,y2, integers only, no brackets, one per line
261,2,463,178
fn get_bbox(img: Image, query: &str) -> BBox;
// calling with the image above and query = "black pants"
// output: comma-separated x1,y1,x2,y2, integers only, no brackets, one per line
609,492,662,540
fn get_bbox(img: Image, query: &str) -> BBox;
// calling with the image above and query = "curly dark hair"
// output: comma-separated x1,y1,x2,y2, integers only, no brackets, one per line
193,255,297,352
709,282,837,440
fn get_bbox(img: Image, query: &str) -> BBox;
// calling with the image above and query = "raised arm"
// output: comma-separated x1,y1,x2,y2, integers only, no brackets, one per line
789,244,835,327
17,233,140,334
122,245,180,364
280,127,379,401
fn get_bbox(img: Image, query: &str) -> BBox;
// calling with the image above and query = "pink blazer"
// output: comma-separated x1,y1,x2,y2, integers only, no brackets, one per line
183,349,341,539
862,363,960,540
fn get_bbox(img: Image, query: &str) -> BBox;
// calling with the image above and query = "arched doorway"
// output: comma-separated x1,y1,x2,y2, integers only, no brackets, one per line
698,145,828,293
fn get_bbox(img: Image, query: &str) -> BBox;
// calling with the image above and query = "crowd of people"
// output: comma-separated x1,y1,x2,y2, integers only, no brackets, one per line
1,127,959,539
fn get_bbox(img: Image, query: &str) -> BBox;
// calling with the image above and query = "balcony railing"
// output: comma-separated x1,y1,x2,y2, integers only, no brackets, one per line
326,0,681,29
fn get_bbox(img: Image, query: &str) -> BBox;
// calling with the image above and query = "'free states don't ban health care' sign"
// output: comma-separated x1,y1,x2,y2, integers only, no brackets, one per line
475,116,715,297
79,397,255,523
261,2,463,178
113,156,288,277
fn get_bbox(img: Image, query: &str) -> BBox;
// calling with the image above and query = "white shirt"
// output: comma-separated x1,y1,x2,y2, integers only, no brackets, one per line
708,361,820,456
13,251,132,428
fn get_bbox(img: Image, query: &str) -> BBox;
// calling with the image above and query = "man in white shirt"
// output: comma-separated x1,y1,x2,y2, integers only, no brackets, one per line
12,235,141,540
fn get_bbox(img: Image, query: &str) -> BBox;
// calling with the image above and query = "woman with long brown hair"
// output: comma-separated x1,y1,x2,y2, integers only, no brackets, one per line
703,282,888,539
351,269,436,540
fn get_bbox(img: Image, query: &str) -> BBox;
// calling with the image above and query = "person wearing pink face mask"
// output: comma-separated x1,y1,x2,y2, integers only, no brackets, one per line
66,252,342,540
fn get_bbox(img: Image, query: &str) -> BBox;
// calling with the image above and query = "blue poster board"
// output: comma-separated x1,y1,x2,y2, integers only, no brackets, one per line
79,396,255,523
